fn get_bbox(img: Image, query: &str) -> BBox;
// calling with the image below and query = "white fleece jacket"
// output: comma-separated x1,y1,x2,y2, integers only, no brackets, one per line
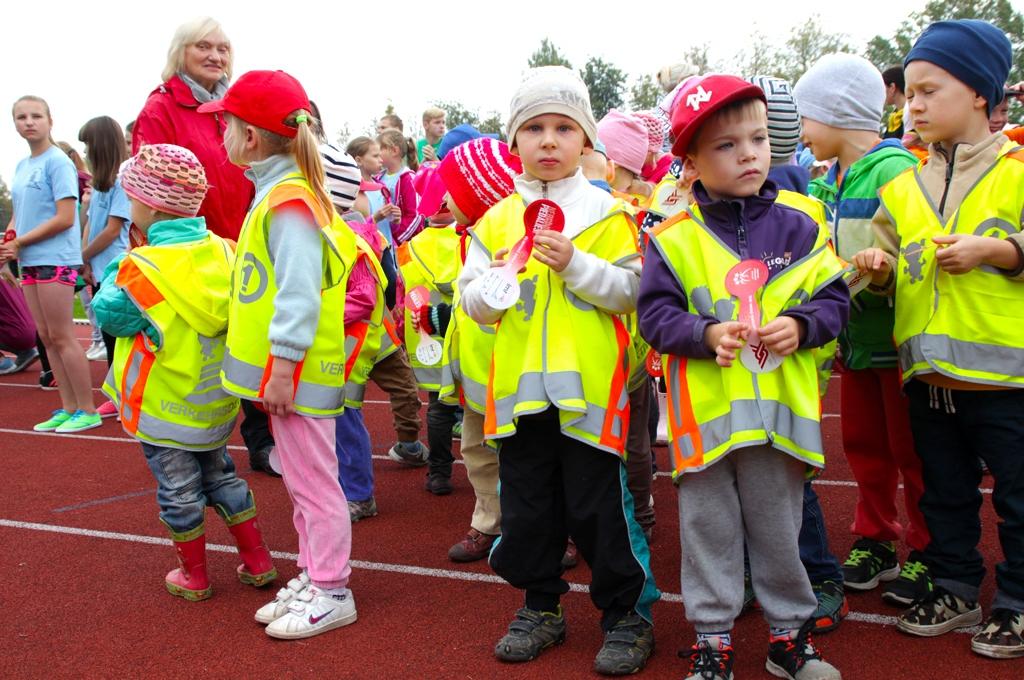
459,169,641,325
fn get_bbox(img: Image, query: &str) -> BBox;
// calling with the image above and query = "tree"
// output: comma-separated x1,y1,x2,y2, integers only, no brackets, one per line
866,0,1023,84
334,123,353,151
479,112,504,138
778,15,853,83
0,177,10,230
737,31,786,79
528,38,572,69
629,74,661,111
580,56,626,120
683,44,715,75
435,100,480,129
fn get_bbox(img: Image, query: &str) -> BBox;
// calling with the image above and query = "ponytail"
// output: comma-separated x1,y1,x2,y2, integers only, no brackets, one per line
405,136,419,172
291,112,334,222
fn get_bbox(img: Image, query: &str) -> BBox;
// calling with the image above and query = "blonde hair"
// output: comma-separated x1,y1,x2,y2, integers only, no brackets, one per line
12,95,56,146
161,17,232,83
422,106,446,125
229,110,333,223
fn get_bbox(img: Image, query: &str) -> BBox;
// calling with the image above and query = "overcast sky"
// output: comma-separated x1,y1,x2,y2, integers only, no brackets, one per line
0,0,988,184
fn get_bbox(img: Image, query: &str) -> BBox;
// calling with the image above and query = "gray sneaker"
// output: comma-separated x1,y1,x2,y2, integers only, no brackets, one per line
387,440,428,466
593,613,654,676
495,607,567,663
348,498,378,523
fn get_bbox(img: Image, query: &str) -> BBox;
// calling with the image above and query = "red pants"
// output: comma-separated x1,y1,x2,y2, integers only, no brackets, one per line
840,366,930,552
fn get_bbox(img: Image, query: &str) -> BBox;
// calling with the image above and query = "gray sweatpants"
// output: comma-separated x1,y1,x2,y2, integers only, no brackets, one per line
677,444,816,631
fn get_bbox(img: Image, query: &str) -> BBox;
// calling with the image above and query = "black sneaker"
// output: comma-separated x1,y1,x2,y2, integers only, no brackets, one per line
971,608,1024,659
881,551,932,606
593,612,654,676
425,472,453,495
39,369,58,391
249,446,282,478
766,621,840,680
494,607,567,663
681,639,734,680
387,440,428,466
842,538,899,590
896,586,982,637
810,580,848,634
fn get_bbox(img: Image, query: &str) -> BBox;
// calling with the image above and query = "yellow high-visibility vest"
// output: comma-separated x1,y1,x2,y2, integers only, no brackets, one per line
221,175,356,417
881,142,1024,386
473,195,641,457
103,233,239,450
397,226,460,391
649,201,844,478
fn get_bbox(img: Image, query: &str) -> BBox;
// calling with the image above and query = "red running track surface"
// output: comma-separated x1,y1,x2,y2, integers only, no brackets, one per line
0,333,1019,678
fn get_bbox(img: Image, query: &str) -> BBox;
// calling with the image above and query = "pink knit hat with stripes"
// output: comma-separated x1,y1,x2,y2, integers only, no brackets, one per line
120,144,208,217
438,138,522,224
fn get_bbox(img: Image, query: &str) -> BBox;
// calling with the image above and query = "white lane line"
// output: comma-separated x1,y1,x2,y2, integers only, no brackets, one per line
1,517,976,632
0,381,393,406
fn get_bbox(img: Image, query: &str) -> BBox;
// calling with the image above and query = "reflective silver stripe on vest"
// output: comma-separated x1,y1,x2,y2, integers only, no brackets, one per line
899,334,1024,386
413,365,443,388
137,411,236,448
671,398,822,462
223,349,346,410
184,363,231,406
345,381,366,405
222,350,264,391
490,371,586,426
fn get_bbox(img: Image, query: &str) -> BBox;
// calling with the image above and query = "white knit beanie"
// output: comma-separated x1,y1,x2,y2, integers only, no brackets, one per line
793,53,885,132
507,66,598,148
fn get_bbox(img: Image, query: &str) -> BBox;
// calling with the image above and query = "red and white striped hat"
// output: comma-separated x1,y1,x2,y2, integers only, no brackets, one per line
438,138,522,225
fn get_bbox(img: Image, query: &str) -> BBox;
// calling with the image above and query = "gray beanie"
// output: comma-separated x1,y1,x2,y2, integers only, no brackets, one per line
507,66,598,148
793,53,885,132
749,75,800,164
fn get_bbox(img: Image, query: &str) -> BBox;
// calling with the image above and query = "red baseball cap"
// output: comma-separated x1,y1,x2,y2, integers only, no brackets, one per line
670,75,766,158
198,70,311,139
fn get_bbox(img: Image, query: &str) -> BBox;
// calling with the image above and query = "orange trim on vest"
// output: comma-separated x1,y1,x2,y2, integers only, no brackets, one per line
343,321,370,382
395,242,412,267
664,355,704,472
266,185,333,227
120,334,155,435
257,355,305,401
648,210,691,237
115,258,165,310
599,316,632,453
382,314,401,346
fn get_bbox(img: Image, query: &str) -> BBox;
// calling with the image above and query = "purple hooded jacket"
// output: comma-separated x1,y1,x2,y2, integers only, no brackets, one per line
638,180,849,359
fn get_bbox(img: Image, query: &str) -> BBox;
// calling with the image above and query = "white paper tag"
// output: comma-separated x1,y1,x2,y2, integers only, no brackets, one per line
416,336,443,366
740,331,783,374
478,267,520,310
843,265,871,297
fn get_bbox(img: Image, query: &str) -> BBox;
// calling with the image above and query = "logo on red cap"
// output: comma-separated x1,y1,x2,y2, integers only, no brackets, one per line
686,86,713,111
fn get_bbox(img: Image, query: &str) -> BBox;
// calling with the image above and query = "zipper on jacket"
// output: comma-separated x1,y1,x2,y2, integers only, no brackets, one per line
542,181,548,199
938,145,958,216
733,203,748,258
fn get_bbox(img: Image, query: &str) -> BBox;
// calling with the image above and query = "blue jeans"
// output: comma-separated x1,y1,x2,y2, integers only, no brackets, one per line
141,443,253,536
800,481,844,585
335,408,373,502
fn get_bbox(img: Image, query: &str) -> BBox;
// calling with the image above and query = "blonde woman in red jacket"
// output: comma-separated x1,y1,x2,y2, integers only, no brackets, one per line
132,17,253,242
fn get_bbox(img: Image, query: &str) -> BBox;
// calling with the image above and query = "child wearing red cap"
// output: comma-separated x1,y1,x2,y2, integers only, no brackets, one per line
199,70,359,640
93,143,277,603
638,75,848,680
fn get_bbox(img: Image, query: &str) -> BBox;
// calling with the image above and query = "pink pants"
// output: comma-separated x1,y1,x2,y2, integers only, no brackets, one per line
271,412,352,589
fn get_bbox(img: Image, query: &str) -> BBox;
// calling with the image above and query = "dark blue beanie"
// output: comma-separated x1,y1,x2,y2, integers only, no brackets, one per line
905,19,1012,115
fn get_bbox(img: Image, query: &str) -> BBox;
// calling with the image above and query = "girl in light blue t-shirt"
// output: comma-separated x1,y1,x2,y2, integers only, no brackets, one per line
79,116,130,372
1,96,99,433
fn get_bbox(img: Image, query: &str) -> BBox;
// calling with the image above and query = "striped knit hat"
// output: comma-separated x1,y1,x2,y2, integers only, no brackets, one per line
319,143,361,211
632,111,666,153
748,75,801,164
438,138,522,224
120,144,208,217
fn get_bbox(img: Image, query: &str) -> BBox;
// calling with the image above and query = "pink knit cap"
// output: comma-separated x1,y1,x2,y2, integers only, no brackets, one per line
597,110,648,175
632,111,666,153
438,138,522,224
120,144,208,217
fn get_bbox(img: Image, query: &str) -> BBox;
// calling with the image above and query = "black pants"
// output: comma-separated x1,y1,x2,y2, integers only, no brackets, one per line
488,408,656,630
427,391,458,476
906,380,1024,608
90,284,115,366
240,400,274,456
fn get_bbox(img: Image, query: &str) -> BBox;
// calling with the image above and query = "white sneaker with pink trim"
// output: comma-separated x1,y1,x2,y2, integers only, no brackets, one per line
264,585,357,639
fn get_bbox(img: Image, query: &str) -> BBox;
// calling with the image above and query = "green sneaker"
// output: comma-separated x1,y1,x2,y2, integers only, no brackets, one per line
882,551,933,606
55,410,102,433
33,409,72,432
842,538,899,590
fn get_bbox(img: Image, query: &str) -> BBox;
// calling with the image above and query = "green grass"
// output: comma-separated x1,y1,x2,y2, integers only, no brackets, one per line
73,293,87,322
